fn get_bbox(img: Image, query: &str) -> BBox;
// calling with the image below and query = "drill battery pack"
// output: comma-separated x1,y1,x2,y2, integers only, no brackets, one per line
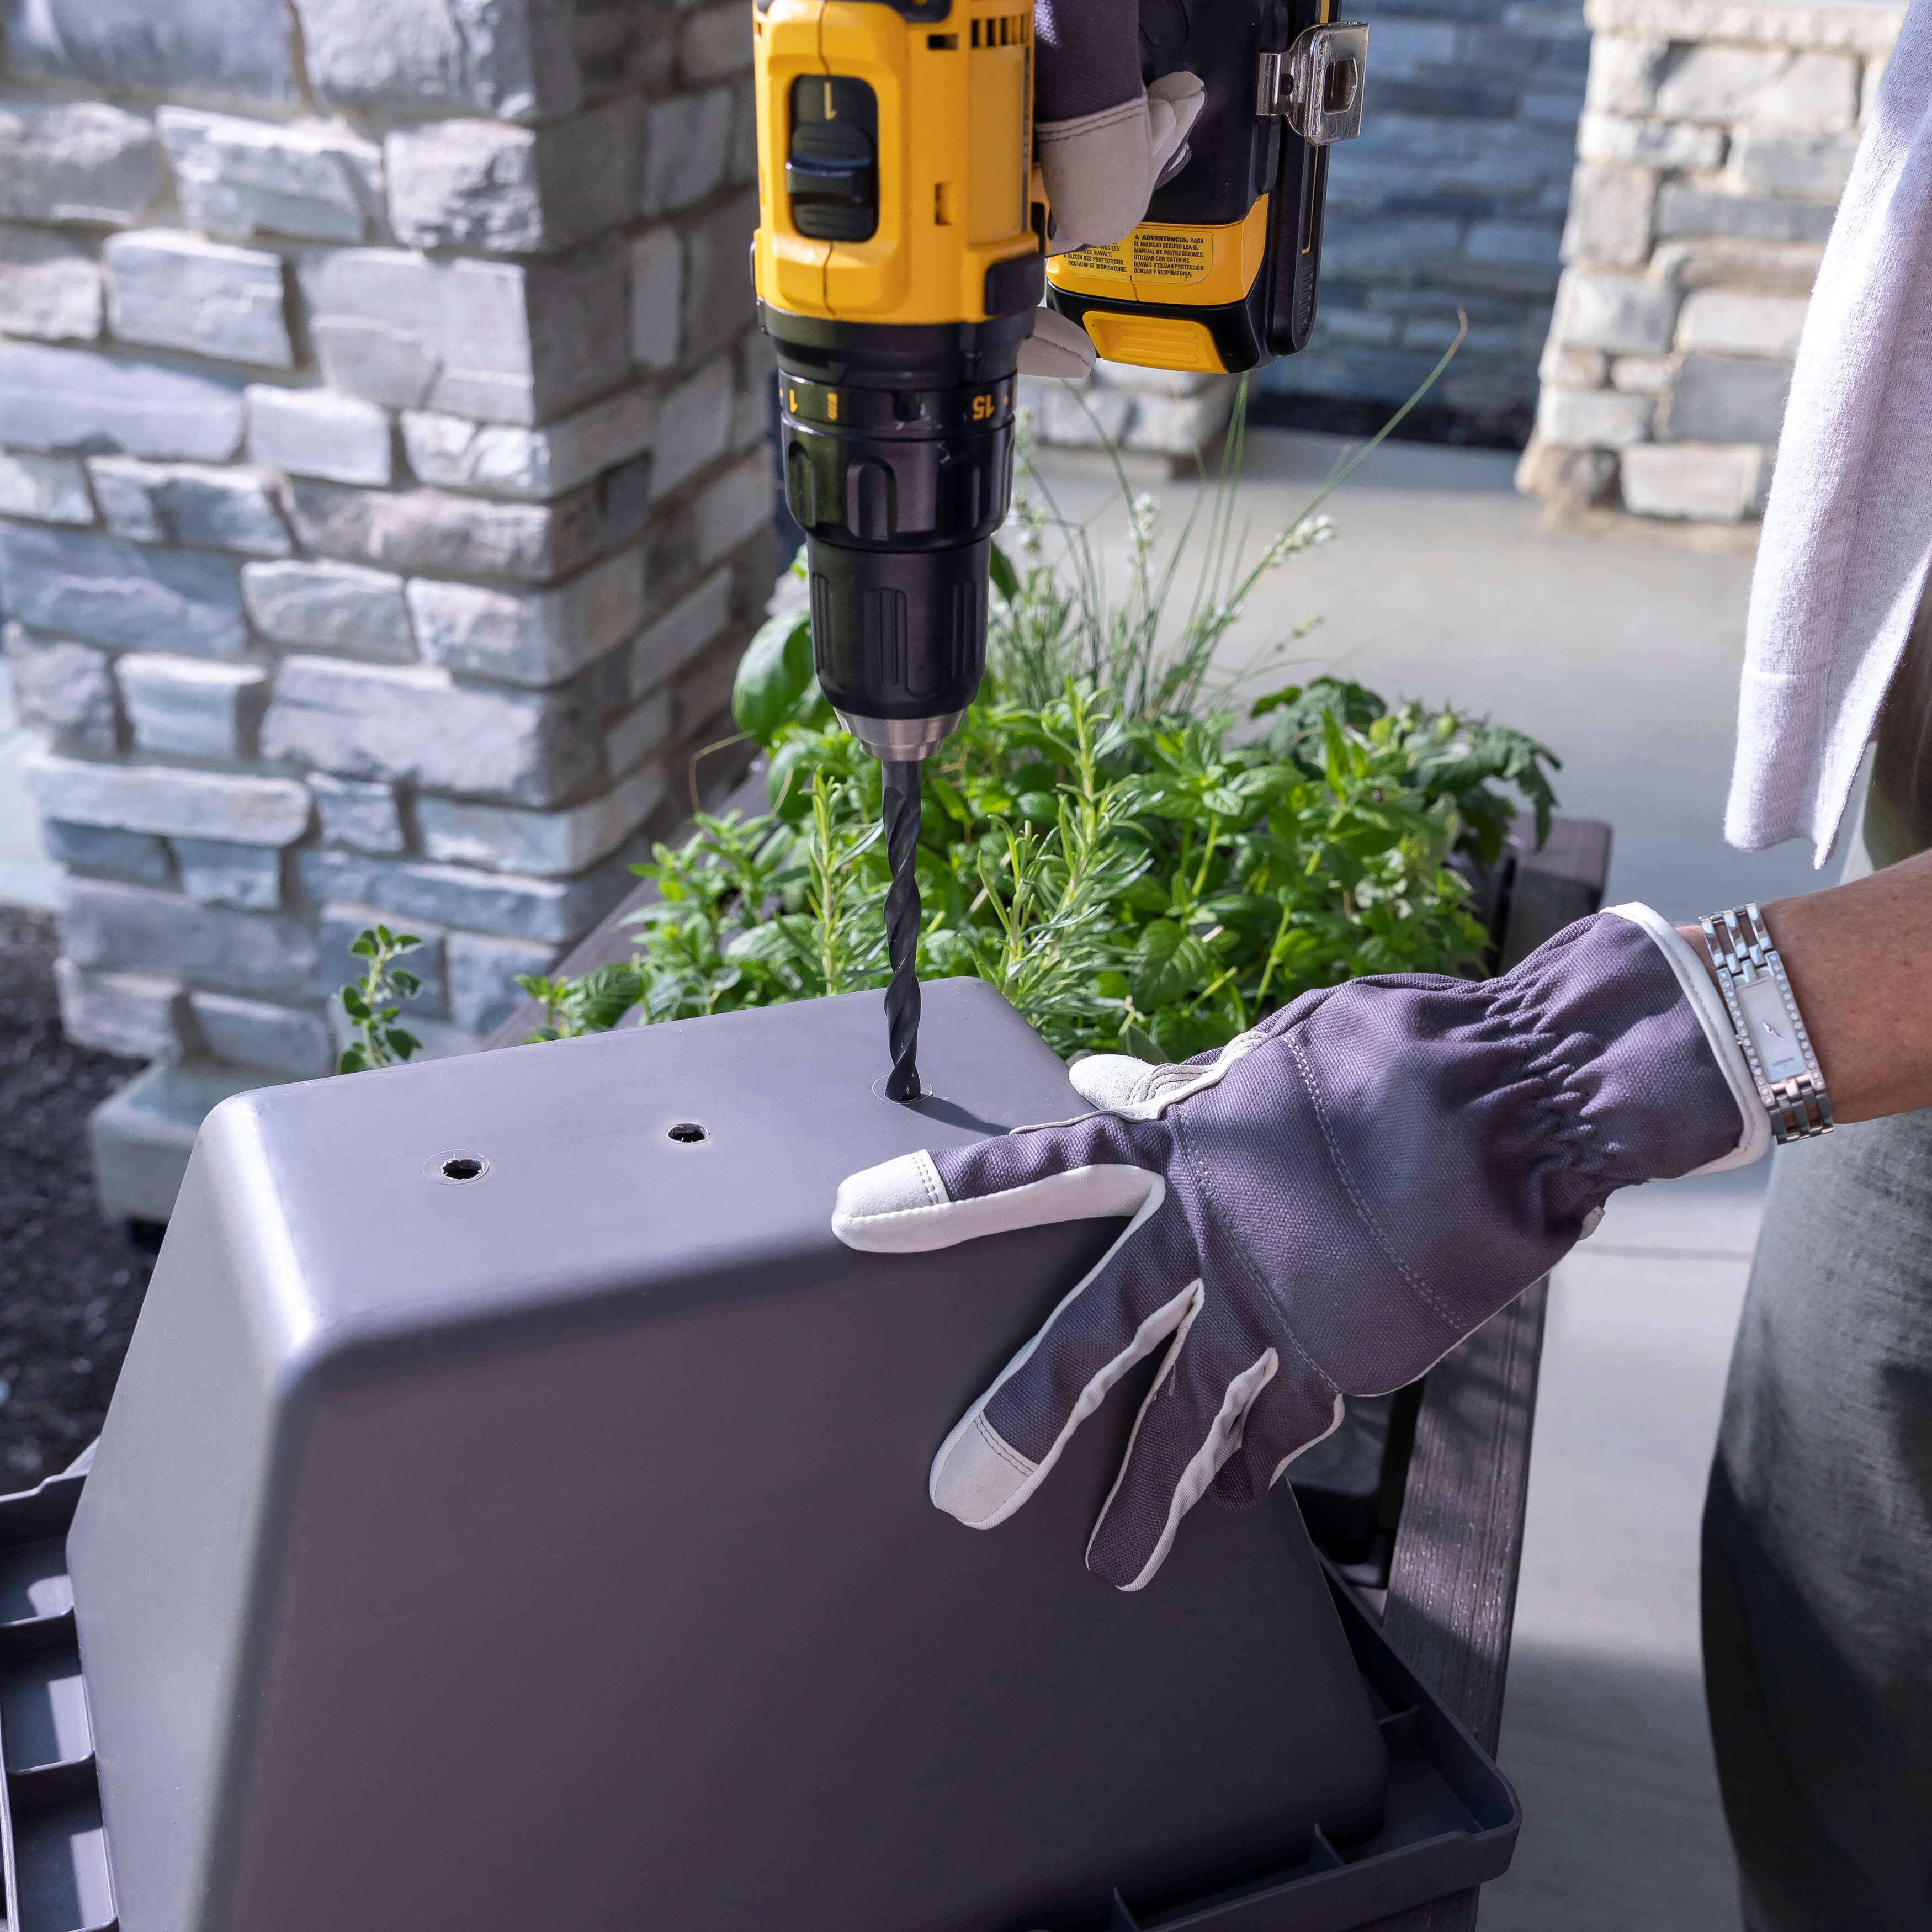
1047,2,1367,374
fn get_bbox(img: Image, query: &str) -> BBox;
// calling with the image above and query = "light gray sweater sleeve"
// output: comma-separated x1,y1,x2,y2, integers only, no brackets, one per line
1725,0,1932,866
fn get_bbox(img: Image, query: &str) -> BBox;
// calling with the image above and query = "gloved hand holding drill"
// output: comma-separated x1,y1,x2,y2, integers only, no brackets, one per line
1018,0,1206,376
835,907,1769,1588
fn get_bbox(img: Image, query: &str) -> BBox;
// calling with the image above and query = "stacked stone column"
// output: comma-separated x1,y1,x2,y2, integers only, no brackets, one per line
1520,0,1902,524
0,0,774,1217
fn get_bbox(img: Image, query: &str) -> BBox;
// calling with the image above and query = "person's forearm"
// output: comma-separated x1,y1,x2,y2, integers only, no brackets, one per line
1678,846,1932,1125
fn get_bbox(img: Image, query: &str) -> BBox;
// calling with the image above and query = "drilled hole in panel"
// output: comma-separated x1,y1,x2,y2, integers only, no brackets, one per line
667,1123,707,1144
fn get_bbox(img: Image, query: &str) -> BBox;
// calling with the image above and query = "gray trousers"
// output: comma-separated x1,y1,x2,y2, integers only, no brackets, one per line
1702,1106,1932,1931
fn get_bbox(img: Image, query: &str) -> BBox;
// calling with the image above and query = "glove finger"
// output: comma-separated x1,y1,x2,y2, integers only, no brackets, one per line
1084,1320,1280,1590
832,1108,1154,1255
1066,1051,1157,1111
1016,304,1097,380
1144,72,1205,177
931,1204,1199,1530
1208,1368,1346,1511
1038,98,1156,253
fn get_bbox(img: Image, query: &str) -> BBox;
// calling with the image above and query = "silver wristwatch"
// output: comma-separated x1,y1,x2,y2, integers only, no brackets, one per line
1699,904,1833,1143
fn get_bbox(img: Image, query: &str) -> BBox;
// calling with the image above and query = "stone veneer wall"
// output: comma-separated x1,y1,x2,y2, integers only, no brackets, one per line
0,0,776,1214
1258,0,1593,438
1519,0,1903,522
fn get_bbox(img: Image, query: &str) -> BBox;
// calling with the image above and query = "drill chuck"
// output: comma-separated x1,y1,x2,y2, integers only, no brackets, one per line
768,308,1029,763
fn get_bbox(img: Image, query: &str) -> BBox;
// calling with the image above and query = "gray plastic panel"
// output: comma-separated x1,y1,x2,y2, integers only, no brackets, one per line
71,981,1395,1932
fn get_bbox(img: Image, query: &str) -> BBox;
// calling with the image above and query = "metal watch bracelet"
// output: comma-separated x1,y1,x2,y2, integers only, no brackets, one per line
1698,904,1834,1143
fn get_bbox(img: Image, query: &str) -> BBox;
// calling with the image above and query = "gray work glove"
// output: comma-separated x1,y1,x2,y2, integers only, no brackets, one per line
1015,0,1207,379
834,908,1759,1590
1034,0,1205,254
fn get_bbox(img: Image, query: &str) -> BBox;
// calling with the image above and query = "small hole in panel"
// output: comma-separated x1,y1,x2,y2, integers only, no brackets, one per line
927,30,957,46
667,1122,707,1144
442,1156,485,1181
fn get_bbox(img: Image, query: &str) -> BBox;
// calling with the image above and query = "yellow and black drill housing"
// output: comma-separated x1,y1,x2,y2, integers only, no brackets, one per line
1047,2,1366,375
752,0,1046,756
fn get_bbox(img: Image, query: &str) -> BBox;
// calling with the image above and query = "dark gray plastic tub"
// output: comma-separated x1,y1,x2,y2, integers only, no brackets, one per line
39,980,1517,1932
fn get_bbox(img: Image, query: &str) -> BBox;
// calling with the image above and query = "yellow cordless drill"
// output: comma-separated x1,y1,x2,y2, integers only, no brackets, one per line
750,0,1365,1097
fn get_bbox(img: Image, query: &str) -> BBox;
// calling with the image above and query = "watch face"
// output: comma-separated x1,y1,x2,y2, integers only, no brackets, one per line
1737,974,1808,1083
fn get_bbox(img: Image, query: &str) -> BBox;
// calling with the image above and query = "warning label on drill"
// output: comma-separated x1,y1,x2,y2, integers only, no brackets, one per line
1129,230,1210,282
1061,242,1130,278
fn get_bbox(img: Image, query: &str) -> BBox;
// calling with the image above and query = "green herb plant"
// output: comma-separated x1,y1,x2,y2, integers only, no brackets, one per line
337,925,426,1074
506,353,1558,1062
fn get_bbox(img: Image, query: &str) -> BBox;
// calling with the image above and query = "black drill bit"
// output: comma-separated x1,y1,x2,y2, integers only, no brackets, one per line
880,759,923,1102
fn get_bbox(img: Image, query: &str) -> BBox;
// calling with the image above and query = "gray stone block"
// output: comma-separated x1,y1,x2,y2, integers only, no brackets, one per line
692,452,771,567
1514,436,1617,509
299,245,627,426
651,357,734,500
63,877,319,1001
158,108,382,245
315,903,447,1017
628,225,683,371
173,837,283,909
1584,36,1664,115
105,231,293,370
89,1059,296,1226
1652,236,1827,297
3,622,119,753
115,654,269,759
0,522,246,654
639,88,733,217
1551,268,1678,354
400,386,655,500
1540,339,1609,386
241,559,416,660
311,774,406,854
3,0,297,103
603,687,672,779
261,655,596,806
415,762,664,876
1561,163,1655,269
293,0,581,123
681,0,751,81
1533,384,1654,448
41,819,172,884
299,845,631,942
1610,354,1675,395
1621,441,1771,522
682,188,759,348
1749,50,1860,132
246,386,394,486
1663,354,1793,445
29,749,311,846
1653,45,1789,123
1675,288,1809,359
385,102,638,255
0,98,162,224
0,449,94,525
188,989,335,1075
55,958,186,1060
1731,128,1860,200
445,928,559,1034
629,566,732,697
406,551,644,687
1577,111,1726,171
287,480,602,585
1655,184,1838,246
0,340,247,461
0,226,102,342
87,458,291,557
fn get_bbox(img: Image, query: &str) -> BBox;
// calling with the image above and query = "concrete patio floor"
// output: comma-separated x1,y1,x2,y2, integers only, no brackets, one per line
1031,424,1812,1930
